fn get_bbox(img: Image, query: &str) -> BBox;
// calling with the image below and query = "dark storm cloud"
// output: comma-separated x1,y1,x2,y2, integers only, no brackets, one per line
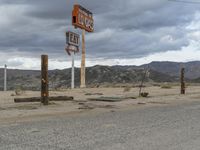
85,26,189,59
0,0,199,60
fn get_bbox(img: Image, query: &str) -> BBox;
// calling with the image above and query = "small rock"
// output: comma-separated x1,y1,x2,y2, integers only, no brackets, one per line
138,102,146,105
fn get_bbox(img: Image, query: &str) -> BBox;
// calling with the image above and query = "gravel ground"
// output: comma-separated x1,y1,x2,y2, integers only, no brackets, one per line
0,101,200,150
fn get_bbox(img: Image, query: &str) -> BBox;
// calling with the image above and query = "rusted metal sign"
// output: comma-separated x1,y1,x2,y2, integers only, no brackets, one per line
65,31,80,55
72,4,94,32
66,31,80,47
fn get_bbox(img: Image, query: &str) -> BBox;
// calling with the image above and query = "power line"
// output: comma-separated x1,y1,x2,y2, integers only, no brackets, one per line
168,0,200,4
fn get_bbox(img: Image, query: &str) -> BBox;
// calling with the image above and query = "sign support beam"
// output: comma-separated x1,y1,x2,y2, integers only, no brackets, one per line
71,52,75,89
80,29,86,88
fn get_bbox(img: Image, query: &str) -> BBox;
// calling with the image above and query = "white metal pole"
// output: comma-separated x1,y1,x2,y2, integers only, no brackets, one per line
71,52,75,89
4,64,7,91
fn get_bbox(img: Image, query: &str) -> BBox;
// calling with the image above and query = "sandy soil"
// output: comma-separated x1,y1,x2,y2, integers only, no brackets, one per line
0,86,200,124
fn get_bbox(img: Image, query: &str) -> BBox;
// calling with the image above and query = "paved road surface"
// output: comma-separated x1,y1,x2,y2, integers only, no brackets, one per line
0,101,200,150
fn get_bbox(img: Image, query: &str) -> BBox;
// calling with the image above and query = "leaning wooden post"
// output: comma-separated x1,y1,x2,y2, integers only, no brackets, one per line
180,68,185,94
41,55,49,105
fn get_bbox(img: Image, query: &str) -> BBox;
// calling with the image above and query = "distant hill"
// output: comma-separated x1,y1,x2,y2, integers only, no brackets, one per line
0,61,199,90
0,69,41,90
142,61,200,79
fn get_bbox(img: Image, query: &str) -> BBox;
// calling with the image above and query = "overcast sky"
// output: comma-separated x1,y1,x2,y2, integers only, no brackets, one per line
1,0,200,69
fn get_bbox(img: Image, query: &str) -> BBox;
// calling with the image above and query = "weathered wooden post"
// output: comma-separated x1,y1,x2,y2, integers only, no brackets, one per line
180,68,185,94
80,29,86,88
41,55,49,105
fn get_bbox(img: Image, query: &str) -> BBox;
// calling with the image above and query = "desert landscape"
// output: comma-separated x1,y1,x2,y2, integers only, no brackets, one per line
1,0,200,149
0,85,199,124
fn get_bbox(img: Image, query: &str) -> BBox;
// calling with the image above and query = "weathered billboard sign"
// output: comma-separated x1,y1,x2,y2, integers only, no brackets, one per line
72,4,94,32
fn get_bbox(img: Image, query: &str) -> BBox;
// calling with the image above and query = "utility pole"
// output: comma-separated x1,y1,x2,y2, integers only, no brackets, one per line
80,29,86,88
4,64,7,91
41,55,49,105
71,52,75,89
180,67,185,94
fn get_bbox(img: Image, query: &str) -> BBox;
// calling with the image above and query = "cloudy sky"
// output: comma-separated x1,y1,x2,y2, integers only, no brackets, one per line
1,0,200,69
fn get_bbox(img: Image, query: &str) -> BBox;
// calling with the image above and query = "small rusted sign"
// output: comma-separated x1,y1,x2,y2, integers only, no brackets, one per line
66,31,80,47
65,31,80,55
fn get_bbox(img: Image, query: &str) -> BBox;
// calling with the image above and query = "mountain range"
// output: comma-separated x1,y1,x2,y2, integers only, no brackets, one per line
0,61,200,90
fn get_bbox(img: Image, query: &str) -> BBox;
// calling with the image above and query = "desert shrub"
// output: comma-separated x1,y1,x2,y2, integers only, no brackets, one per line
161,85,172,89
15,85,25,96
140,92,149,97
152,83,161,87
10,93,15,96
124,86,131,92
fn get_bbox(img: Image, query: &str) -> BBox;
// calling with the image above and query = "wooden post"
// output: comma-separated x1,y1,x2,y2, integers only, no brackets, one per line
180,68,185,94
80,29,86,88
41,55,49,105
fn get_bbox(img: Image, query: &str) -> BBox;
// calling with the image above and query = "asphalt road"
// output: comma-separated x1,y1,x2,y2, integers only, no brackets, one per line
1,101,200,150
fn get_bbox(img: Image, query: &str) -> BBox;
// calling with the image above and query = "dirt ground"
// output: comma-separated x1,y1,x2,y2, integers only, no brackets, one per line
0,86,200,124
